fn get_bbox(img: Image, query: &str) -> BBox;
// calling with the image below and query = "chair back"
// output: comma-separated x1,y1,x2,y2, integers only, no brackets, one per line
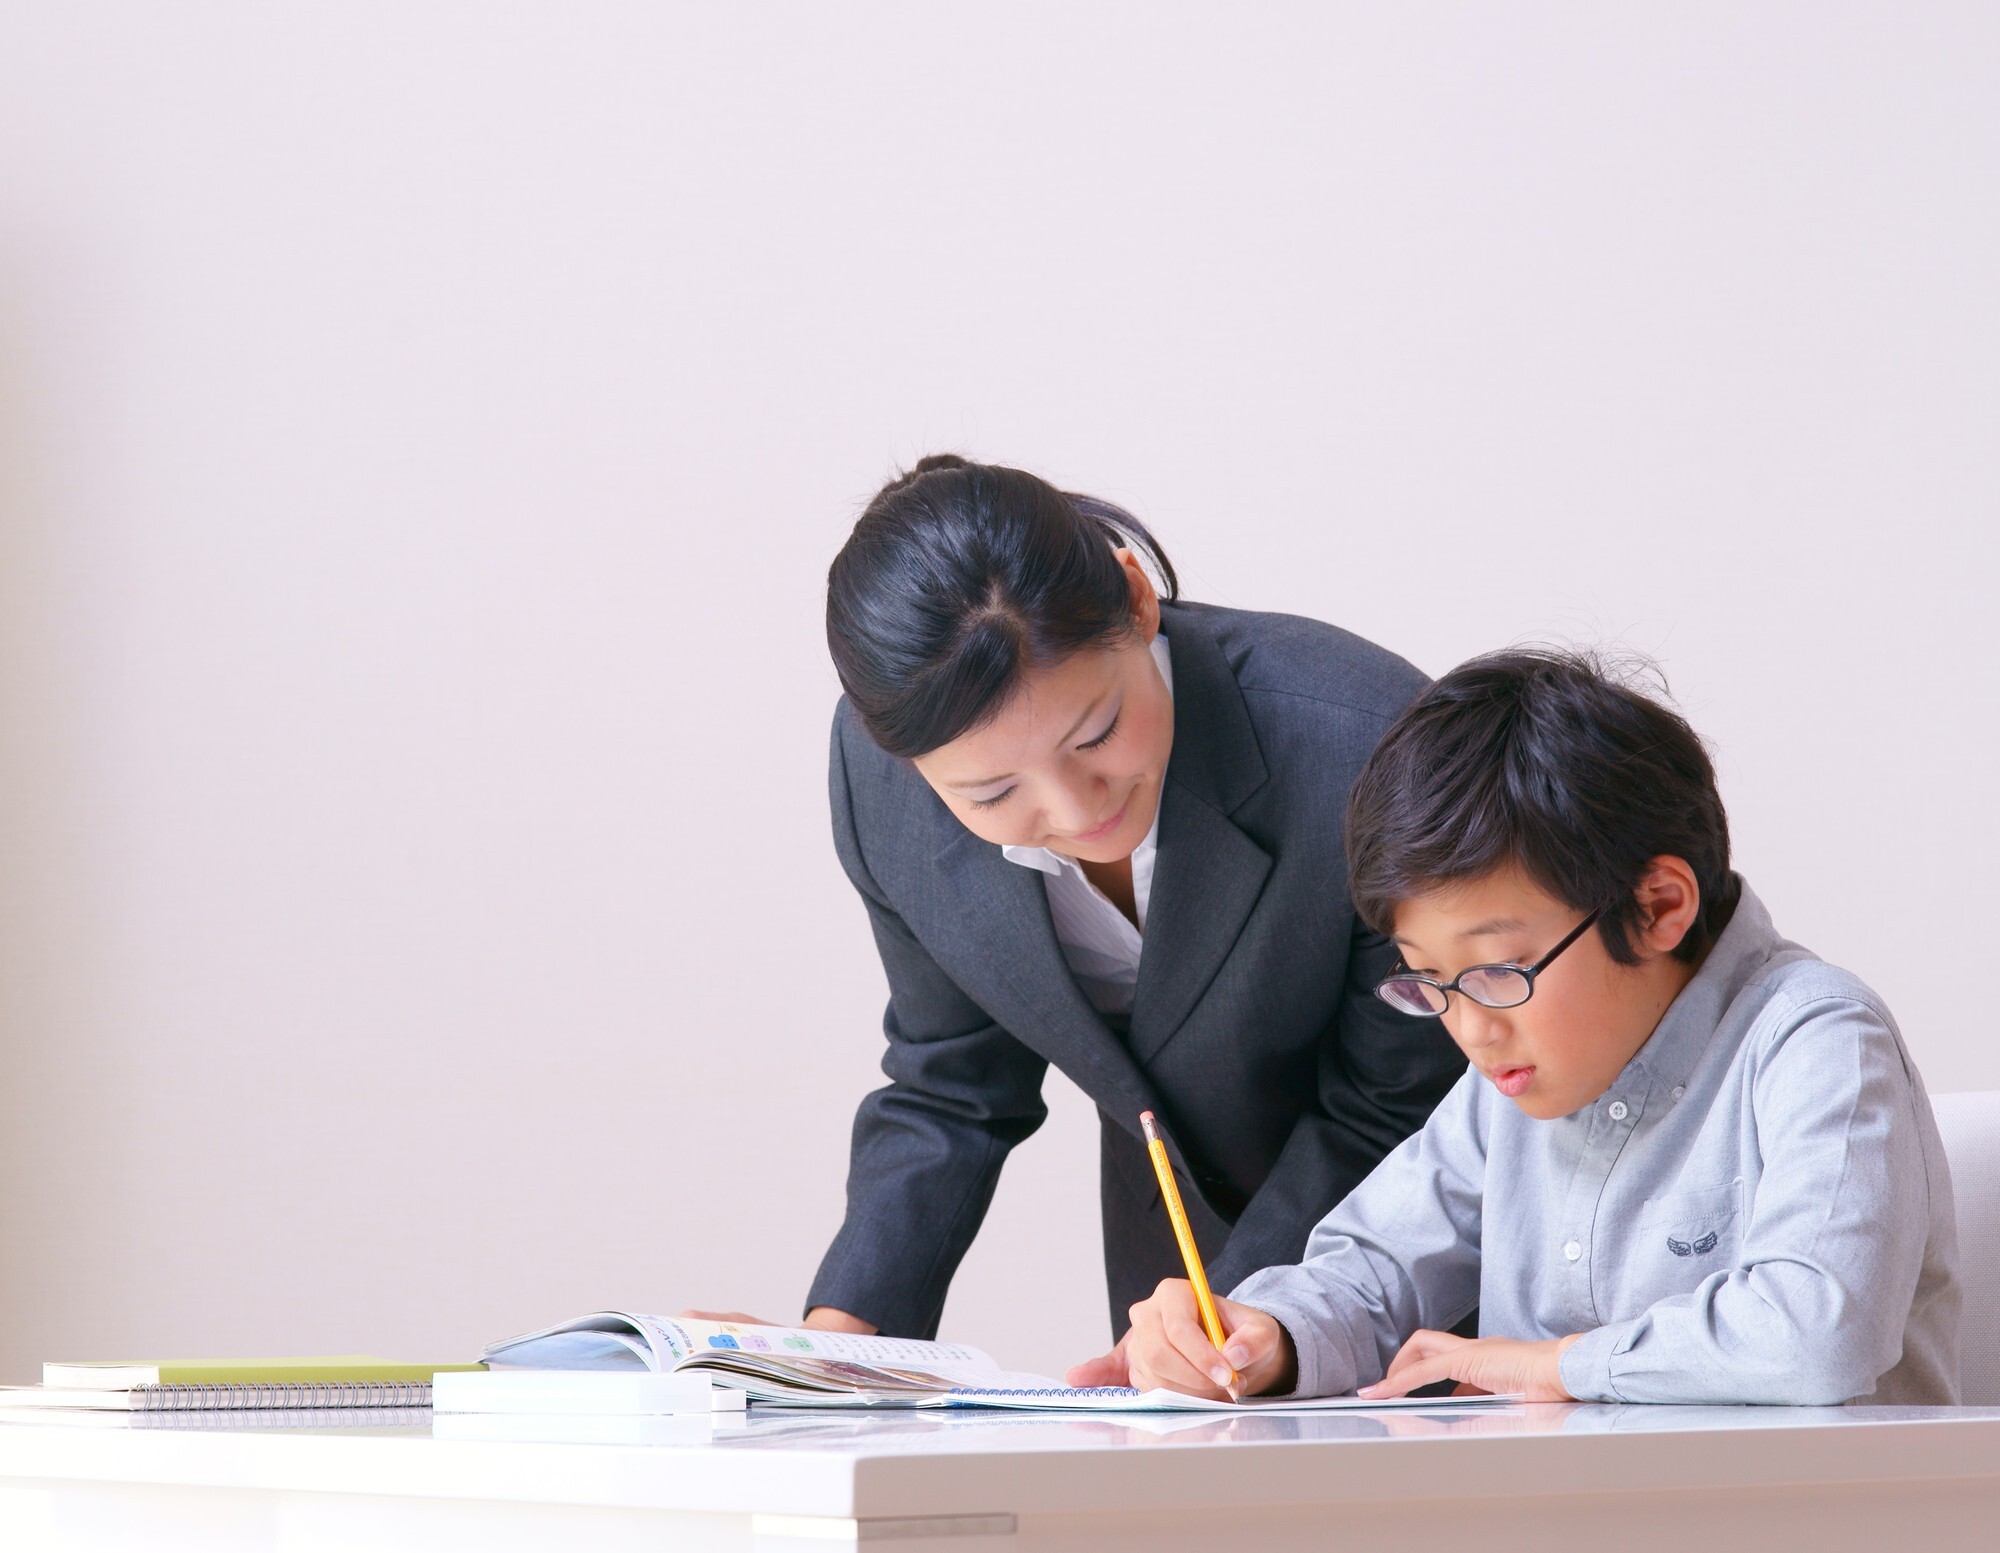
1932,1090,2000,1404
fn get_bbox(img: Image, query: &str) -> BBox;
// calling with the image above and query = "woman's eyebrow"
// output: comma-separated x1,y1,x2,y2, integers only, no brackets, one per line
942,692,1112,790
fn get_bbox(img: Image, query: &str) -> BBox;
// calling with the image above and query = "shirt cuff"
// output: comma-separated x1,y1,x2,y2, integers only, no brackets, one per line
1558,1324,1626,1403
1226,1270,1362,1399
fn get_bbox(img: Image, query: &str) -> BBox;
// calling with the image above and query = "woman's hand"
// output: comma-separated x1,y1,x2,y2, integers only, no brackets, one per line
1063,1333,1132,1388
1108,1279,1296,1400
677,1307,878,1335
1358,1330,1581,1402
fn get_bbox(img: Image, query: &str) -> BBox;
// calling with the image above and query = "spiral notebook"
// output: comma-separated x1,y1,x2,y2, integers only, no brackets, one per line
0,1356,482,1412
481,1312,1516,1412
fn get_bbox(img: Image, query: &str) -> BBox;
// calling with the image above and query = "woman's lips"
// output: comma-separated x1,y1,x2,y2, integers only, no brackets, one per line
1066,802,1129,845
1490,1065,1536,1099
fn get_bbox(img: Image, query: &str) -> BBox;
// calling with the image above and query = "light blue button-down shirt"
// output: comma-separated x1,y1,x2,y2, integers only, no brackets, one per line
1230,881,1960,1405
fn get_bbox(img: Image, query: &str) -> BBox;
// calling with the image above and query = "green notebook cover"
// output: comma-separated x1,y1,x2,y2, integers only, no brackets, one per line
44,1355,487,1389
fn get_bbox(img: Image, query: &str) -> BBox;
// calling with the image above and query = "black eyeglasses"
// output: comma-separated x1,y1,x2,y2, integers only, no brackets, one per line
1375,908,1604,1018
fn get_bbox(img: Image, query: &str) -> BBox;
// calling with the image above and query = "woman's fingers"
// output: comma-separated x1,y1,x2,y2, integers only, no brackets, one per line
1064,1337,1131,1389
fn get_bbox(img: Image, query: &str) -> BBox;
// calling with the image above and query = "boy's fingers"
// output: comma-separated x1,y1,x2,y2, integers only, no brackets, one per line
1360,1355,1448,1400
1129,1335,1228,1399
1160,1296,1232,1392
1384,1330,1460,1380
1214,1299,1267,1369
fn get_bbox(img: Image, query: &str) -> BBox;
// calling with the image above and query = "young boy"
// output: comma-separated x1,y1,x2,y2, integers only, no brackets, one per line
1116,650,1960,1406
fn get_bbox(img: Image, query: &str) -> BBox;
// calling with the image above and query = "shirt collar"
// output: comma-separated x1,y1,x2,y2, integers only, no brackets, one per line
1612,874,1777,1095
1000,631,1173,878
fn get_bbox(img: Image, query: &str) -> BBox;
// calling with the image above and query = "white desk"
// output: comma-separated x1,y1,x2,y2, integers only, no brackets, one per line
3,1403,1998,1552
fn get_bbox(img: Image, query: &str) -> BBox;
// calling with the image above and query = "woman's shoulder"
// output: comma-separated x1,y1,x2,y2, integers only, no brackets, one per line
1163,600,1429,727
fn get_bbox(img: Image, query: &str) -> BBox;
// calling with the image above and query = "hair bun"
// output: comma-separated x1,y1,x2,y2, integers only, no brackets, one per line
876,452,971,498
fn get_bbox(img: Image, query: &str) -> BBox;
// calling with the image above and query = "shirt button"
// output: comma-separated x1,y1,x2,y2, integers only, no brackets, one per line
1608,1100,1629,1121
1671,1086,1686,1101
1563,1240,1582,1262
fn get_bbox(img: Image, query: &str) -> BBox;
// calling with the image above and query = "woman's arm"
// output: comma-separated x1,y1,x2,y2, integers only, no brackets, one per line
806,711,1050,1338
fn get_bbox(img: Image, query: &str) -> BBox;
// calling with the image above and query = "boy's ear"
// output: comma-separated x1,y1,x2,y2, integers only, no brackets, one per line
1633,856,1701,957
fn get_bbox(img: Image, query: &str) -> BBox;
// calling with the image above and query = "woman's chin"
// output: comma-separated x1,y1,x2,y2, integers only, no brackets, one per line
1053,792,1156,863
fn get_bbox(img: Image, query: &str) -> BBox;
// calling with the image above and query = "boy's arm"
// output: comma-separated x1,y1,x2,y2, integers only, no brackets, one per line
1559,995,1938,1405
1226,1068,1488,1397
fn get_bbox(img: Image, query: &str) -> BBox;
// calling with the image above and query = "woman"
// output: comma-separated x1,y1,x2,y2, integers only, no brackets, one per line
707,456,1461,1380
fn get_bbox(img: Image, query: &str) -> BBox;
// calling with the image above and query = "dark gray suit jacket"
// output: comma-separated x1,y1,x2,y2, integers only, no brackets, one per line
807,601,1465,1340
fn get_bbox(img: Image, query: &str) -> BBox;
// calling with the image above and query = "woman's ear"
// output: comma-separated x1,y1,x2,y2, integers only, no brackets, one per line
1115,548,1161,641
1633,856,1702,957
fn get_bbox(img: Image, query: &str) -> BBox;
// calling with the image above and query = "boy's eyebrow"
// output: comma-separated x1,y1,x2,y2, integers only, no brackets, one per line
1459,916,1531,938
1391,916,1530,951
943,692,1112,791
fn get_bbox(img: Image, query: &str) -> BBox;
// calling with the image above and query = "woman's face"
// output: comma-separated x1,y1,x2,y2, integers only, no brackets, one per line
910,560,1174,864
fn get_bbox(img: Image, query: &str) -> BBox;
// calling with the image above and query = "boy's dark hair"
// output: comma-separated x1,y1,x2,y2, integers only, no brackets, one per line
826,455,1178,758
1347,649,1739,965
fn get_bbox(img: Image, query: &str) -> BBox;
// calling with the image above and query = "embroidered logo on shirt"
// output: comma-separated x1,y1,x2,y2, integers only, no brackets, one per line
1667,1232,1719,1257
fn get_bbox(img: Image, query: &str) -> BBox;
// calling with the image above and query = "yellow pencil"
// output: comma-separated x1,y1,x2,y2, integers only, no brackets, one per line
1139,1110,1232,1384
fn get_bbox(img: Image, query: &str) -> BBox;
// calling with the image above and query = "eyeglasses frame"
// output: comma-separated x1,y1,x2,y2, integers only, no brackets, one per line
1375,906,1606,1017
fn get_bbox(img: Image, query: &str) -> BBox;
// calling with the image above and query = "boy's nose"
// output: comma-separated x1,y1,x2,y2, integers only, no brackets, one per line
1451,1000,1511,1049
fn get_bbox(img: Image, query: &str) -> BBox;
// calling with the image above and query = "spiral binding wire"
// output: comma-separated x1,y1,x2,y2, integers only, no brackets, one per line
130,1381,432,1411
945,1386,1143,1399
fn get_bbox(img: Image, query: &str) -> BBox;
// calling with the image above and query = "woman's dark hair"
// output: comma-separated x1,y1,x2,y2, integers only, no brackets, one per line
1347,649,1739,965
826,455,1179,758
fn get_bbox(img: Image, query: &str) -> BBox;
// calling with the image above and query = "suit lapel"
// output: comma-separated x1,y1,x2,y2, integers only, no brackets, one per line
1128,608,1274,1064
925,831,1164,1127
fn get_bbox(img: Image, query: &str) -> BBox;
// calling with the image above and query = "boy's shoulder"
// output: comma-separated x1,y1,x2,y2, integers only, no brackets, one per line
1724,938,1911,1097
1736,941,1896,1038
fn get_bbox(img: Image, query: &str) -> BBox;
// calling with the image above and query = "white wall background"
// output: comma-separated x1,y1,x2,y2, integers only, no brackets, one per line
1,3,1994,1386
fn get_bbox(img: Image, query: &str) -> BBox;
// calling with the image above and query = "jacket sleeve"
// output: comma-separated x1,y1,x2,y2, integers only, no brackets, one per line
1559,995,1942,1405
1205,921,1468,1294
805,713,1050,1339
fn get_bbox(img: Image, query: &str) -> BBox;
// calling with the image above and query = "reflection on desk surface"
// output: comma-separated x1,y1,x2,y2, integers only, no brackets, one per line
705,1402,2000,1454
6,1402,1999,1454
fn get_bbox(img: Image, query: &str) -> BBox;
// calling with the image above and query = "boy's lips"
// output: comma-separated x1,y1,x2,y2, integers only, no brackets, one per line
1488,1065,1536,1098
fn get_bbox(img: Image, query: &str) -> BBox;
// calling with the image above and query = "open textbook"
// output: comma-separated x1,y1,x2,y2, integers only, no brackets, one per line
482,1312,1515,1412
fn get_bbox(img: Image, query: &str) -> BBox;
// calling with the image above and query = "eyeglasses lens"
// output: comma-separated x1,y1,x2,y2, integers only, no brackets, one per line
1456,966,1533,1009
1378,978,1449,1017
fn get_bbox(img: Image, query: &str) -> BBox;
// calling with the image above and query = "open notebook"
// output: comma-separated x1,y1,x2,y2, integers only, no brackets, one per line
482,1312,1513,1412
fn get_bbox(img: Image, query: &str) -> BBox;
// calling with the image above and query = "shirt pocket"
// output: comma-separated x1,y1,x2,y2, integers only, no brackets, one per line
1601,1180,1745,1320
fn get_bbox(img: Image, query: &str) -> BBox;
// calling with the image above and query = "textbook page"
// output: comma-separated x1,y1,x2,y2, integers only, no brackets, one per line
482,1312,1058,1393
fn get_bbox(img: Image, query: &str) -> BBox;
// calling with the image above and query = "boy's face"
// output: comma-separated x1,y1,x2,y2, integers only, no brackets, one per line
1390,862,1698,1121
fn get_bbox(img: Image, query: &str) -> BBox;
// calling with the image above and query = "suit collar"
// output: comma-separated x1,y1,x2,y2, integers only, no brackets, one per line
924,829,1164,1125
1154,603,1268,816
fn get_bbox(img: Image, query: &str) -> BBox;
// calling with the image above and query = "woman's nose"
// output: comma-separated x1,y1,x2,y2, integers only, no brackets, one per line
1044,773,1108,834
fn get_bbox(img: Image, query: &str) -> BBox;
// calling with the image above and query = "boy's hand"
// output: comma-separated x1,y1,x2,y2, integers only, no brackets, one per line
1115,1279,1297,1400
1359,1330,1582,1402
